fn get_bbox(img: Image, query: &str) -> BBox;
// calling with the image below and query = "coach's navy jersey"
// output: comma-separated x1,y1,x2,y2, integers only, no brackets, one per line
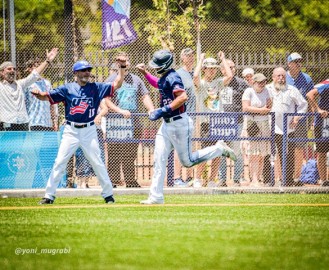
157,69,186,117
48,82,113,123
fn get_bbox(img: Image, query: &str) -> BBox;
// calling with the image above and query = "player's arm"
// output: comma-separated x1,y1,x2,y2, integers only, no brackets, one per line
95,100,109,125
112,56,128,91
307,88,328,118
171,91,188,110
104,97,131,118
30,90,50,101
148,90,187,121
142,94,155,115
136,63,159,89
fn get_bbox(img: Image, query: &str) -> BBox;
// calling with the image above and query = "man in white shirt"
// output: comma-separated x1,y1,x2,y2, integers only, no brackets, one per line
0,48,58,131
267,67,307,186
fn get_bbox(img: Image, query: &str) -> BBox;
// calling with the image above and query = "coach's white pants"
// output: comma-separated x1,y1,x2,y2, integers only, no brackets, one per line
149,114,224,202
44,124,113,200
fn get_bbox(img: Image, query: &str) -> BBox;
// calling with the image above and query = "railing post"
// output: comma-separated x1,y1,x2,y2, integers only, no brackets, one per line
282,113,288,186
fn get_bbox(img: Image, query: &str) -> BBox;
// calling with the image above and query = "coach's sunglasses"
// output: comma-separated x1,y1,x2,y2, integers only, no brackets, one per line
79,68,92,72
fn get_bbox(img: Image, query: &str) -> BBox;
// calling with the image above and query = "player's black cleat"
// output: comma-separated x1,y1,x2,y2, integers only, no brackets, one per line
39,198,54,205
104,195,115,204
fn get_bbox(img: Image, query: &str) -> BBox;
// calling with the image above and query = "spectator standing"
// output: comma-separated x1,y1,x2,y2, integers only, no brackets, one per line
24,59,58,131
241,73,272,186
306,79,329,186
173,48,197,186
105,52,154,188
193,52,233,187
242,68,255,87
267,67,307,186
219,59,249,186
286,53,314,182
0,48,58,131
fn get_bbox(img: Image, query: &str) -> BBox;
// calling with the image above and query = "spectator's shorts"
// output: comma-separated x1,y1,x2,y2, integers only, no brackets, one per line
294,121,308,148
315,126,329,153
200,122,215,148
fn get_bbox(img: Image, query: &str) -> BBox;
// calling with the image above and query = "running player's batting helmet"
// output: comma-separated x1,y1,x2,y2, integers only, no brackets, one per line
149,50,173,74
72,61,93,72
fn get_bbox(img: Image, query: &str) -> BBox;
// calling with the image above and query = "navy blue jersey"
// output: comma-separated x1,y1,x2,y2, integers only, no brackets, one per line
48,82,113,123
157,69,186,117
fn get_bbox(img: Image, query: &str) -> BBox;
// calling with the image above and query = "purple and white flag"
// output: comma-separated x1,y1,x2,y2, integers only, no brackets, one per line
102,0,137,49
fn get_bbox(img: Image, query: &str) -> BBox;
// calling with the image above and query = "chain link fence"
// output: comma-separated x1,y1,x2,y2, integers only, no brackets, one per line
0,0,328,189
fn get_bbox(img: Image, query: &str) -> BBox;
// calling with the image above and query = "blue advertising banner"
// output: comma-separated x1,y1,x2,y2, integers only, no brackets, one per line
209,114,239,139
106,115,135,142
102,0,137,49
0,132,61,189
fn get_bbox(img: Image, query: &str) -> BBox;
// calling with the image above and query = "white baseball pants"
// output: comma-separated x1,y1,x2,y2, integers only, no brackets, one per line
149,113,224,202
44,124,113,200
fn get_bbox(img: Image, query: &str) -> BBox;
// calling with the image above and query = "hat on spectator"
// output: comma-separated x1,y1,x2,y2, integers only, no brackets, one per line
242,68,255,77
0,61,15,71
287,52,302,63
180,48,194,58
202,58,220,68
252,73,267,82
72,60,93,72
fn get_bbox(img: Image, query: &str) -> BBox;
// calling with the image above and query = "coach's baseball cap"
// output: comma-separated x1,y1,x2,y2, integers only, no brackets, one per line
72,60,93,72
202,58,219,68
287,52,302,63
252,73,267,82
242,68,255,77
0,61,15,71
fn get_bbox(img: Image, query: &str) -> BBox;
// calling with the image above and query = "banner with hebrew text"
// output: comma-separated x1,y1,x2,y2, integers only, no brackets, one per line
102,0,137,49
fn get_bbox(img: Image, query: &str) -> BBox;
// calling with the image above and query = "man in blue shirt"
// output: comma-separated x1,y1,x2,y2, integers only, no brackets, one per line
307,80,329,186
286,52,313,182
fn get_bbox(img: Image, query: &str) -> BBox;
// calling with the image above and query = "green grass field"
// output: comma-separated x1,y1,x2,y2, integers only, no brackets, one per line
1,194,328,270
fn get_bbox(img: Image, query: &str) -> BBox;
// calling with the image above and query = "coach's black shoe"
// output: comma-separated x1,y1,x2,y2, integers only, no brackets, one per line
39,198,54,205
293,180,304,187
104,195,115,204
126,181,141,188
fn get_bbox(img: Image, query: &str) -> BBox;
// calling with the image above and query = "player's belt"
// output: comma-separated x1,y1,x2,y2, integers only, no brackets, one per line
66,121,95,128
164,115,182,123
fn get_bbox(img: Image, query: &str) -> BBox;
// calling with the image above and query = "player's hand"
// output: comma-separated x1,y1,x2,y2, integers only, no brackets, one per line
115,56,127,68
94,115,102,125
119,109,131,118
318,109,329,118
148,105,172,121
46,48,59,62
136,63,147,76
31,89,41,97
218,51,225,61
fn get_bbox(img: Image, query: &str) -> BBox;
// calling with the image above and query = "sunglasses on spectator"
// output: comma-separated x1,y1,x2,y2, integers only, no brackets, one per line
79,68,92,72
292,60,303,63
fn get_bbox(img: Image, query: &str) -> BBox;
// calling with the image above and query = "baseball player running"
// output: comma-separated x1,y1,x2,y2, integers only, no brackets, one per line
136,50,236,204
32,56,127,204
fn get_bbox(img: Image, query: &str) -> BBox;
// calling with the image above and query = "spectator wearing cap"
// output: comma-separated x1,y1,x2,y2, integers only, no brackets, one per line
242,68,255,86
286,52,314,182
24,58,58,131
0,48,58,131
173,48,197,186
192,51,233,187
242,73,272,186
267,67,307,187
104,52,154,188
218,58,249,187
